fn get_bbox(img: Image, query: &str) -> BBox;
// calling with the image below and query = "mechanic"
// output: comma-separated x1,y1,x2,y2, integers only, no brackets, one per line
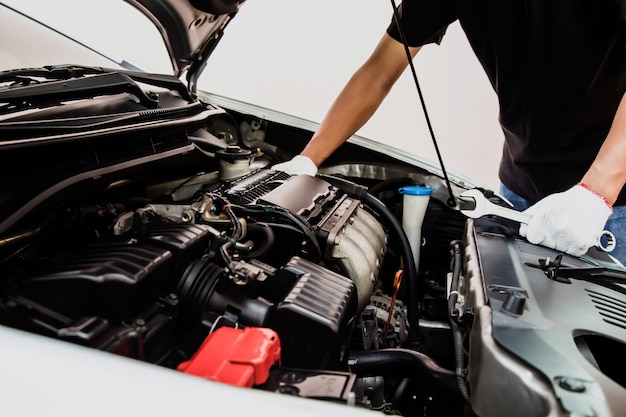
273,0,626,265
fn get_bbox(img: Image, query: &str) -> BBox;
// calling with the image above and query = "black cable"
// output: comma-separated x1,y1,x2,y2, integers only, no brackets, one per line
448,240,471,403
227,203,322,262
222,204,243,241
363,192,420,346
367,177,413,196
390,0,457,208
220,240,237,273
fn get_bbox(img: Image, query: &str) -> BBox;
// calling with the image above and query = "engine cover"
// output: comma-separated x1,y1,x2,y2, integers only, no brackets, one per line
218,169,387,310
461,218,626,417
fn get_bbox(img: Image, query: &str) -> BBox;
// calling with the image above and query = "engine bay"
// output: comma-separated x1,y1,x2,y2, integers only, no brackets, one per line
1,69,626,416
0,112,467,415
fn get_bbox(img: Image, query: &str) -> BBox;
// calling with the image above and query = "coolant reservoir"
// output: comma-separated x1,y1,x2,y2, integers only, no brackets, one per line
399,185,433,271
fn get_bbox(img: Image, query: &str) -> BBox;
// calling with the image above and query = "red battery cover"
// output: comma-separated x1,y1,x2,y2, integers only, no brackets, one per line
177,326,281,388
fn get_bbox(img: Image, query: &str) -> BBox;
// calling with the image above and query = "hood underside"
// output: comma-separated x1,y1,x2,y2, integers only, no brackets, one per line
124,0,245,80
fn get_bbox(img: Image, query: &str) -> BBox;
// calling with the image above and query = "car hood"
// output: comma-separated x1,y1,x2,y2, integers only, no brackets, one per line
125,0,245,86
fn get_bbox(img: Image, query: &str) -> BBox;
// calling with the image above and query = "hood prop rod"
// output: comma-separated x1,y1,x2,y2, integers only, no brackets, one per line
390,0,457,208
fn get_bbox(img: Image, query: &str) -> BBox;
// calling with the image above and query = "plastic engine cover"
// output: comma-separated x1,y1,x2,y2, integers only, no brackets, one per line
462,217,626,417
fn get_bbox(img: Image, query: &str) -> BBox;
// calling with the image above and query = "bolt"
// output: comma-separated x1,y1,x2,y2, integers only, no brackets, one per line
181,210,194,222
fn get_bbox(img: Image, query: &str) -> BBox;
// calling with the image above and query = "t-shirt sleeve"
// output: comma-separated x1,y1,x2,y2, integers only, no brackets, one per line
618,0,626,45
386,0,458,47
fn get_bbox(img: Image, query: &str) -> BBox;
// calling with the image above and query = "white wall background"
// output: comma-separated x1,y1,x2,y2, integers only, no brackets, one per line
3,0,504,190
201,0,504,190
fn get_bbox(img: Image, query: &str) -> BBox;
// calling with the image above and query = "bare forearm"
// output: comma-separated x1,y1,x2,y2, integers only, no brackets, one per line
301,67,393,166
301,34,420,167
581,92,626,205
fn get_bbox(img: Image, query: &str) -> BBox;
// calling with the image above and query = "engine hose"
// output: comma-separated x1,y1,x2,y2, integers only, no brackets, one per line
348,349,464,403
366,177,413,197
449,240,471,403
227,203,322,262
242,222,275,259
363,192,420,344
177,257,223,324
317,173,369,199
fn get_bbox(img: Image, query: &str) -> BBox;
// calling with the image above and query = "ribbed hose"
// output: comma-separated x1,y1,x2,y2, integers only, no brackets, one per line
449,240,471,403
363,192,421,344
348,349,464,403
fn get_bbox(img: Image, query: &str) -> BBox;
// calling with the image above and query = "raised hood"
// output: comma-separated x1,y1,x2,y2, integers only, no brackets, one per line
125,0,245,89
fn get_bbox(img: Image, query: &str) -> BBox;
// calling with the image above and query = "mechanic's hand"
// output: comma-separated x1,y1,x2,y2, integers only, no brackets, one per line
519,184,613,256
271,155,318,176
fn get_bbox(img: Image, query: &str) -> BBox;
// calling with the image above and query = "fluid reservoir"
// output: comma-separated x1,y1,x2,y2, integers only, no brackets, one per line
398,185,433,272
216,146,253,180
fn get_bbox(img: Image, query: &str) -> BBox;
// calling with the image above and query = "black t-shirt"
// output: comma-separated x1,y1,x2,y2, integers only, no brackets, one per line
387,0,626,205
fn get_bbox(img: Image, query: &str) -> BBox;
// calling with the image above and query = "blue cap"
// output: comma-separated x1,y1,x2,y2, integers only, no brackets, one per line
398,185,434,196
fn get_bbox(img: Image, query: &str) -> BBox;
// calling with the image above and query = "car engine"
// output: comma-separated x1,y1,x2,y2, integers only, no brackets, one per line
2,68,626,417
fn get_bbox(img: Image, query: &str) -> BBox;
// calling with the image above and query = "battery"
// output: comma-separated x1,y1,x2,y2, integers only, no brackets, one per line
177,326,281,388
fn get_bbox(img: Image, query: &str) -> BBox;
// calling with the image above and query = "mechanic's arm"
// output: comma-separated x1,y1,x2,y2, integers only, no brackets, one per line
520,92,626,256
273,34,421,175
581,92,626,205
301,34,421,166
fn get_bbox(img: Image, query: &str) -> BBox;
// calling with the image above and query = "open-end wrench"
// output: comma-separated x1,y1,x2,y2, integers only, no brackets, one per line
459,189,616,252
460,189,530,223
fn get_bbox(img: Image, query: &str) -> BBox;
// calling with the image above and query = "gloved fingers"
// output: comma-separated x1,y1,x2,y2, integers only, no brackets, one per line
523,222,590,257
518,222,529,238
271,155,318,176
518,184,612,257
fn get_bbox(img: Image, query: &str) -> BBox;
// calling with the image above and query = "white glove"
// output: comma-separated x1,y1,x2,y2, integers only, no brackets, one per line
271,155,318,176
519,184,613,256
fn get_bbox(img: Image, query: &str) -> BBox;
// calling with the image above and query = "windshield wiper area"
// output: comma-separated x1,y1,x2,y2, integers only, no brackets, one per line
0,71,159,109
0,64,108,82
0,64,210,147
0,64,194,108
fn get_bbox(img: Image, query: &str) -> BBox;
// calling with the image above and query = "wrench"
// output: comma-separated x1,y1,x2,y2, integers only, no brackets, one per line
460,189,530,223
459,189,616,252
